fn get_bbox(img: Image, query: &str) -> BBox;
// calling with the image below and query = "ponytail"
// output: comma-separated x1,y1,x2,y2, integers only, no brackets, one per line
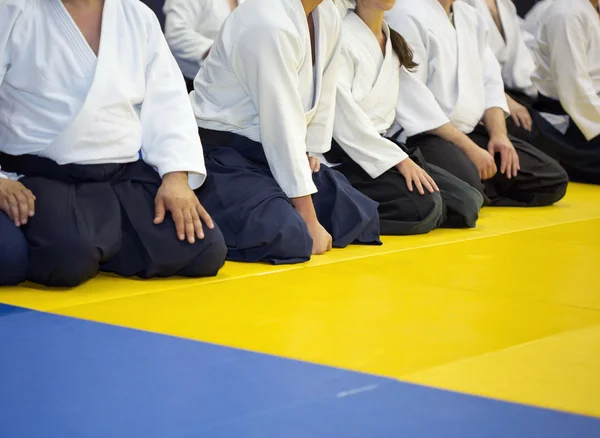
389,28,418,72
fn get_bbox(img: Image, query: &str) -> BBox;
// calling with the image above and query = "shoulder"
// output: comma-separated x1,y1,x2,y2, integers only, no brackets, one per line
540,0,594,38
385,4,430,43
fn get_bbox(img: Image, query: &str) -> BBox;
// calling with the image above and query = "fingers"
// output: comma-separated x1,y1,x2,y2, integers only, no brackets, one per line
181,208,195,243
327,234,333,251
513,150,520,178
7,194,20,226
154,197,166,224
312,158,320,173
500,148,509,176
414,177,425,195
192,211,204,240
15,191,29,225
196,203,214,229
423,172,439,193
511,112,521,128
24,189,35,218
417,173,435,194
308,156,320,173
171,208,186,241
521,111,533,132
405,175,414,192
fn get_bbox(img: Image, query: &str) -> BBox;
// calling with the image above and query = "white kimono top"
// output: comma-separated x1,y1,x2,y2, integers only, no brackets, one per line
532,0,600,140
386,0,509,135
0,0,205,188
190,0,341,199
459,0,537,97
522,0,555,38
163,0,245,79
333,12,448,178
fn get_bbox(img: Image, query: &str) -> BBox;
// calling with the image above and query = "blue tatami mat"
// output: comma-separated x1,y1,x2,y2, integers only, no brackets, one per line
1,304,599,438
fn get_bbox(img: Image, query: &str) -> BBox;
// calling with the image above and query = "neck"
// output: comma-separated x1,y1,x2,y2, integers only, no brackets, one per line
355,4,385,38
438,0,454,15
301,0,322,16
62,0,102,7
591,0,599,9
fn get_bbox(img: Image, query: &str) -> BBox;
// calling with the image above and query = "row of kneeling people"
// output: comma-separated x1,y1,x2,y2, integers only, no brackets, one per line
2,0,596,288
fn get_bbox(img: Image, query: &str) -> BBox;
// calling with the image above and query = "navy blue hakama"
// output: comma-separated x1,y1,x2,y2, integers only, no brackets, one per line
197,129,381,265
0,153,227,287
0,211,28,286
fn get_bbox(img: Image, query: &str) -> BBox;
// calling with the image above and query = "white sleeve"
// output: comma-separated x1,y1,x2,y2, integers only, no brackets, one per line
0,1,22,86
480,22,509,114
0,168,21,180
233,28,316,199
140,11,206,189
163,0,212,73
306,13,342,154
333,47,407,178
396,66,450,137
546,15,600,140
388,14,450,136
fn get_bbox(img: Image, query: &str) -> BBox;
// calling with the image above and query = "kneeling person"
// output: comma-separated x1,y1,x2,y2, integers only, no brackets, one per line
387,0,568,207
329,0,483,234
0,0,227,287
190,0,381,264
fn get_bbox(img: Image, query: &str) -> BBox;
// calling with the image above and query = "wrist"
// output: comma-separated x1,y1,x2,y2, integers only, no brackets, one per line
162,171,188,184
291,195,318,224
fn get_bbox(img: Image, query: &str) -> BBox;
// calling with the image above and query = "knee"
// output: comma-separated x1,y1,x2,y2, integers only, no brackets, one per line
28,239,100,287
0,226,28,286
457,186,485,228
180,225,228,278
407,191,444,235
535,160,569,206
548,163,569,203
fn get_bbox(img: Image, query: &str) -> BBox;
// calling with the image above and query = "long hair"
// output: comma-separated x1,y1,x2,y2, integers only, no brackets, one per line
389,28,418,71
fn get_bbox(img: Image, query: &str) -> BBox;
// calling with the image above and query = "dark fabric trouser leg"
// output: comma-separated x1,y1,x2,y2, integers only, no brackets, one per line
409,130,568,207
426,164,484,228
335,160,444,235
468,126,568,206
507,110,600,185
310,165,381,245
0,212,28,286
407,134,487,200
20,177,120,287
197,146,314,265
14,160,226,287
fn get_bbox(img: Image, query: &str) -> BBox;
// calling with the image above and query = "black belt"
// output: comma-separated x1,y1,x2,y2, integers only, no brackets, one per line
533,94,568,116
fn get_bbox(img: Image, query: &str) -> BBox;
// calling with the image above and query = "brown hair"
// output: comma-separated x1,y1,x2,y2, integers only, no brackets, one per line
389,28,418,71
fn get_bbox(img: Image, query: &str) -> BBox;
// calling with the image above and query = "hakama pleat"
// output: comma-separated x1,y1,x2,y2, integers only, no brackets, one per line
407,126,568,207
326,139,483,234
0,212,28,286
0,153,227,287
197,129,381,265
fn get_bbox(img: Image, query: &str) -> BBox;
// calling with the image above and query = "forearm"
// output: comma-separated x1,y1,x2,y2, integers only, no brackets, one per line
428,123,479,154
291,195,318,224
483,107,508,138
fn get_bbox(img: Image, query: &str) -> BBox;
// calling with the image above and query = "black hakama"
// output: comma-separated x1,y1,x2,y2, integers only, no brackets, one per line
407,126,569,207
0,153,227,287
0,212,28,286
197,129,381,265
325,139,484,234
506,95,600,185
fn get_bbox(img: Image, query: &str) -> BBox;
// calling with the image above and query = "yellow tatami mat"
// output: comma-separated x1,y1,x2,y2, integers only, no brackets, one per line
1,183,599,418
